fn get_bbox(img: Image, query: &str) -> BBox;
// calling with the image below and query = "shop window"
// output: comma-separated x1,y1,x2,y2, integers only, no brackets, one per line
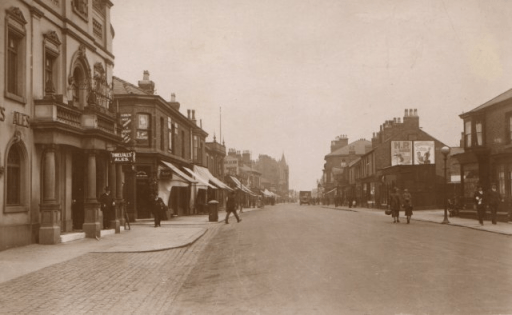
497,165,505,195
6,146,21,205
5,7,27,103
136,113,150,146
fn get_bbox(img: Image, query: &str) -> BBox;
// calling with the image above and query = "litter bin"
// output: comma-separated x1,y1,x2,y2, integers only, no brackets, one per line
208,200,219,222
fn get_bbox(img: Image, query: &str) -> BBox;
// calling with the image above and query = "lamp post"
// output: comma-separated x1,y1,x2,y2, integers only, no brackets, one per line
441,146,451,224
340,160,347,207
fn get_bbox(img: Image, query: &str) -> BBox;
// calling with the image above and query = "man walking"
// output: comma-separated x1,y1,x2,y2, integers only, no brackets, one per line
225,191,241,224
488,183,502,225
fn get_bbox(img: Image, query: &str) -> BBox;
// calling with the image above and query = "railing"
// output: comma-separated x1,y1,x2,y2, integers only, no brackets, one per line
56,105,82,128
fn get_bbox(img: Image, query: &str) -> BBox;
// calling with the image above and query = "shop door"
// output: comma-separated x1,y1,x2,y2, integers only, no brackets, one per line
71,152,85,230
136,178,151,218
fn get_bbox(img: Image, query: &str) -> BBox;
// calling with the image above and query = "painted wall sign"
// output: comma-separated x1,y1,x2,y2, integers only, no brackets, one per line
391,141,412,166
13,111,29,127
0,106,5,122
121,113,132,143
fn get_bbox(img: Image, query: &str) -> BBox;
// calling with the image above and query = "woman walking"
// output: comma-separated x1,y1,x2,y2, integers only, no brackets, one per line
390,187,401,223
402,189,413,224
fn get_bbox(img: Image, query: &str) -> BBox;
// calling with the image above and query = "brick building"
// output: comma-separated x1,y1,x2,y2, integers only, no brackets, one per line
454,88,512,221
347,109,448,209
113,72,211,218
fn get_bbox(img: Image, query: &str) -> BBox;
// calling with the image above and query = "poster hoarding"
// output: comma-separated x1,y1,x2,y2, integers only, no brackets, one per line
391,141,412,166
414,141,435,165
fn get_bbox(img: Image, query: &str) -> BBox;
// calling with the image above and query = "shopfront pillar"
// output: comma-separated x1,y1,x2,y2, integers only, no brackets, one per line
83,150,100,238
116,164,124,230
108,163,120,233
39,145,62,244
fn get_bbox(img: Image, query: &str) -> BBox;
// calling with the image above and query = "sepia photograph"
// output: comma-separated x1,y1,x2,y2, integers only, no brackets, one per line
1,0,512,314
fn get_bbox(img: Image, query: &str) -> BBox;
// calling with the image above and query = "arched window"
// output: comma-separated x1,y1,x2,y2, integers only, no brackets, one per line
6,145,21,205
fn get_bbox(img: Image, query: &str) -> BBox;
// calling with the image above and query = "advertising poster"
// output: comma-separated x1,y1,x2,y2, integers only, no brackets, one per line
414,141,435,165
391,141,412,166
120,113,132,143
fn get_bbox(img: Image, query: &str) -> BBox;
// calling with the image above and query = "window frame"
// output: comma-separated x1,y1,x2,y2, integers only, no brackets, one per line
464,119,472,148
4,142,28,213
5,7,27,104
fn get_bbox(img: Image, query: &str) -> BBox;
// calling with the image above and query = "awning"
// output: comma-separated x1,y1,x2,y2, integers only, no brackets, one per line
194,166,233,191
160,161,197,183
183,167,217,189
230,176,257,196
325,188,337,195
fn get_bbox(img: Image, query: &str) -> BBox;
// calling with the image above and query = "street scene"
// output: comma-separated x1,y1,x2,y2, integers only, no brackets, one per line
2,0,512,314
1,205,512,314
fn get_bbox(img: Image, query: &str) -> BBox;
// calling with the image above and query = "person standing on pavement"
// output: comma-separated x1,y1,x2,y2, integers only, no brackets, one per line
99,187,115,229
402,189,413,224
225,191,241,224
488,183,502,225
390,187,401,223
474,186,486,225
150,194,165,227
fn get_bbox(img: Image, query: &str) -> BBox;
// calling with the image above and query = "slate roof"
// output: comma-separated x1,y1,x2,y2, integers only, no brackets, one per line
113,76,150,96
325,139,371,158
464,87,512,115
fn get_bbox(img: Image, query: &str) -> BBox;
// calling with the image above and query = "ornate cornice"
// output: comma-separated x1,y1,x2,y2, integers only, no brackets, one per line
44,31,61,46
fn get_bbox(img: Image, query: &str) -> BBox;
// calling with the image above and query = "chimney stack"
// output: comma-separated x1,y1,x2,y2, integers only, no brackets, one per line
138,70,155,95
187,109,191,119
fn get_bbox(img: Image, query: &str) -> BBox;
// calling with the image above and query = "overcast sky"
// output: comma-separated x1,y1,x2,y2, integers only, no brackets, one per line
111,0,512,191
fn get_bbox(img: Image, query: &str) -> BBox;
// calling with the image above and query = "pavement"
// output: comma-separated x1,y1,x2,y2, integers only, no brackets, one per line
322,204,512,236
1,204,511,285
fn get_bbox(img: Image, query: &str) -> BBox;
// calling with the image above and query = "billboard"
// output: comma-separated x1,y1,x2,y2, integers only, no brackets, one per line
391,141,412,166
414,141,435,165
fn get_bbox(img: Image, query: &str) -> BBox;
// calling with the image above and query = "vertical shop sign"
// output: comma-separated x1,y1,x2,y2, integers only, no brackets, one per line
121,113,132,143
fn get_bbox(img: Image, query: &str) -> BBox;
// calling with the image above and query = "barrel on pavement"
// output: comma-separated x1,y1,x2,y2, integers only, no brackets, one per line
208,200,219,222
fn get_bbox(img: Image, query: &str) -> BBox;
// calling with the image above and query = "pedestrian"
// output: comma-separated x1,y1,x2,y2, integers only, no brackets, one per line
402,188,413,224
225,191,241,224
99,186,115,229
474,185,485,225
150,194,165,227
390,187,401,223
487,183,502,225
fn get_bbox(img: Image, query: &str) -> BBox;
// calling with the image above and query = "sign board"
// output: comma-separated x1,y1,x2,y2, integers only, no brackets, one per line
0,106,5,122
159,169,173,179
391,141,412,166
13,111,30,128
413,141,435,165
120,113,132,143
111,150,136,164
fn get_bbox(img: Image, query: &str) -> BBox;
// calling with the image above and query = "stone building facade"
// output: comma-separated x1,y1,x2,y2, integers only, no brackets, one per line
1,0,120,250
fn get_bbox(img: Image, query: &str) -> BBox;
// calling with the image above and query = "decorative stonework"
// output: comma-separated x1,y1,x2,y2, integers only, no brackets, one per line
72,0,88,20
6,7,27,25
44,31,61,46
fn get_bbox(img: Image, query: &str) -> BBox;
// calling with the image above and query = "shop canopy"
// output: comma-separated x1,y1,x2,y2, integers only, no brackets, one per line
325,188,337,195
230,176,258,196
183,167,216,189
160,161,197,184
194,165,233,191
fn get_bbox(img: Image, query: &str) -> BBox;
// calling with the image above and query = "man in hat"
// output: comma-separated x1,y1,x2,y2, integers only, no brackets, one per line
488,183,502,225
99,186,115,229
474,185,485,225
225,191,241,224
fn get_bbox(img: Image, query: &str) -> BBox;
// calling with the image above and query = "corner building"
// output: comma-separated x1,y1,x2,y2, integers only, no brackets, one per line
1,0,121,250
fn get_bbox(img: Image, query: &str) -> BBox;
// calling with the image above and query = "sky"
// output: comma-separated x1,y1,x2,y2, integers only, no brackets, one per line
111,0,512,191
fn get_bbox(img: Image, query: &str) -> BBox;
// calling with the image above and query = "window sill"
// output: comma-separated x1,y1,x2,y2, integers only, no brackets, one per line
4,92,26,105
4,205,28,213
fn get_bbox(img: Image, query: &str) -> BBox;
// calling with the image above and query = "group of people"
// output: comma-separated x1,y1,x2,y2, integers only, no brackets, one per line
388,187,413,224
474,183,502,225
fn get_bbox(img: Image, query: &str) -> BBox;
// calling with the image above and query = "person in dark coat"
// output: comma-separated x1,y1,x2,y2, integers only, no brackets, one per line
487,183,502,225
150,194,165,227
390,188,401,223
474,186,485,225
99,187,115,229
402,189,413,224
225,191,241,224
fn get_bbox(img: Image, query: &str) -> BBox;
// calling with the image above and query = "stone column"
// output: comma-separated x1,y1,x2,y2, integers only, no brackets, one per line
116,163,124,232
83,150,100,238
108,162,120,233
39,145,62,244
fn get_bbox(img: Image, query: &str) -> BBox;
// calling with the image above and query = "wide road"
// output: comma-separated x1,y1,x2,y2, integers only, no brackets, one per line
169,204,512,315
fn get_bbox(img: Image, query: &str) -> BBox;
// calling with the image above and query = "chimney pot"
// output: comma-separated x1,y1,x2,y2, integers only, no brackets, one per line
414,109,418,116
192,110,196,120
187,109,191,119
143,70,150,80
171,93,176,102
404,109,408,117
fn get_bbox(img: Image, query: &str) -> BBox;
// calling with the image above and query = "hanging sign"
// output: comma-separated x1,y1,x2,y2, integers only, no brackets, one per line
111,150,136,164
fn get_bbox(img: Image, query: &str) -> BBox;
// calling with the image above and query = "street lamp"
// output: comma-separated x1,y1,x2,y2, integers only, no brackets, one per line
441,146,451,224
